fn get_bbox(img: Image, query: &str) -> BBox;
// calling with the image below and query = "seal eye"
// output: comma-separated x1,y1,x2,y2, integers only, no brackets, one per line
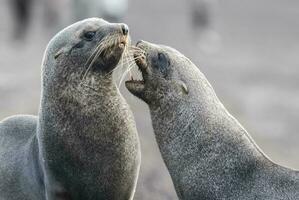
154,52,169,77
84,31,96,41
157,52,169,67
158,52,166,62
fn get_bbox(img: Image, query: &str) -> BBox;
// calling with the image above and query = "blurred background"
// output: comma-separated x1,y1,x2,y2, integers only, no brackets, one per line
0,0,298,199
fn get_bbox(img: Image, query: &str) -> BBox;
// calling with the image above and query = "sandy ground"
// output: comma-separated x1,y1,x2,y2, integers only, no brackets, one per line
0,0,298,199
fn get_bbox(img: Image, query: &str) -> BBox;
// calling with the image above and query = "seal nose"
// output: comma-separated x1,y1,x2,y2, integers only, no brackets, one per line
121,24,129,35
136,40,144,46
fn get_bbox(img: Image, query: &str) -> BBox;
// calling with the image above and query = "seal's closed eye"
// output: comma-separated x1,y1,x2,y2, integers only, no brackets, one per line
158,52,166,61
83,31,96,41
157,52,169,67
153,52,169,77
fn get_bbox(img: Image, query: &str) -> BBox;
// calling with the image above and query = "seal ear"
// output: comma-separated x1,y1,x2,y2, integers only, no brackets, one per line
176,80,189,95
54,48,64,59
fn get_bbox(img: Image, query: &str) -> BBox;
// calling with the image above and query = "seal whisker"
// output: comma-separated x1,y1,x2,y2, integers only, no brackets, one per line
119,53,143,63
118,57,143,67
94,34,129,82
84,33,114,67
81,38,109,79
111,49,131,86
80,34,120,82
81,32,121,86
117,56,143,87
121,47,143,62
101,33,121,58
118,64,136,87
99,35,135,87
128,45,144,51
109,46,131,81
89,33,119,60
127,48,144,54
127,46,145,54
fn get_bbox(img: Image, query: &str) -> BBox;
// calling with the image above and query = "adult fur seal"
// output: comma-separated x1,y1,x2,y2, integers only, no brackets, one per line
125,41,299,200
0,18,140,200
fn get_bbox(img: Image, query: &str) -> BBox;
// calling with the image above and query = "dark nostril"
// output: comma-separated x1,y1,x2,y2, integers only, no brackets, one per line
121,24,129,35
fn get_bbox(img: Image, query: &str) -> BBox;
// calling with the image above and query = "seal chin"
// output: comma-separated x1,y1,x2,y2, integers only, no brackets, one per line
125,80,145,98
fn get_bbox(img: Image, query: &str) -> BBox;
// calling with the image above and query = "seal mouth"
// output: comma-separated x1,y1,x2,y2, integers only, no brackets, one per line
117,35,128,50
125,42,147,95
102,35,128,59
119,38,127,49
88,34,128,72
81,34,129,81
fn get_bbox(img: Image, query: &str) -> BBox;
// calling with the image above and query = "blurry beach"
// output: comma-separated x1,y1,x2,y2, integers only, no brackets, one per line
0,0,298,199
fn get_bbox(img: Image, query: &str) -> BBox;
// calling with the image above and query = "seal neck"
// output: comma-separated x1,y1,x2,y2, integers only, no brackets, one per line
36,79,137,196
150,91,268,198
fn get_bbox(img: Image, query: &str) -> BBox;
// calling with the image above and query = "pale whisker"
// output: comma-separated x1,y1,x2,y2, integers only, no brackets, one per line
80,34,121,82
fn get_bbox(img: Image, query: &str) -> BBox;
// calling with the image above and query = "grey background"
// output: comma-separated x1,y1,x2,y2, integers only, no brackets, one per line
0,0,298,199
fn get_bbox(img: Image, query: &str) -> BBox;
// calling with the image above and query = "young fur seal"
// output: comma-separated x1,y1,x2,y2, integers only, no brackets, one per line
126,40,299,200
0,18,140,200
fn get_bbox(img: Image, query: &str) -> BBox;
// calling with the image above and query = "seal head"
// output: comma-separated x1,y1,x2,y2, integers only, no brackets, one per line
125,40,191,107
44,18,130,99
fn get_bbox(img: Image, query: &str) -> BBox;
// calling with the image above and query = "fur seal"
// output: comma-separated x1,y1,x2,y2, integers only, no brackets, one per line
125,41,299,200
0,18,140,200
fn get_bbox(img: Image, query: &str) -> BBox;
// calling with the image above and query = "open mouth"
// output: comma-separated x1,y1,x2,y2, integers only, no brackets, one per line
125,43,147,94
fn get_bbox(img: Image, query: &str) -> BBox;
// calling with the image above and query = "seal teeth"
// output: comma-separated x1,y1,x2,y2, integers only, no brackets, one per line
129,75,143,82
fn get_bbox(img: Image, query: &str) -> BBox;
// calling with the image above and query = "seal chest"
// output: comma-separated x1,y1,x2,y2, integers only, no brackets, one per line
0,18,140,200
126,40,299,200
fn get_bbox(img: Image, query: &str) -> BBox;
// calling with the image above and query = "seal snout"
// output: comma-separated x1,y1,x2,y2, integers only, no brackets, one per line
136,40,144,46
118,24,129,50
134,52,147,71
124,42,147,97
82,22,131,75
134,41,148,70
121,24,129,35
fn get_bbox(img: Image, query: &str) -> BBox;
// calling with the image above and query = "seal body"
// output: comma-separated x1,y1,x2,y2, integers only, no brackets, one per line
126,41,299,200
0,115,44,200
0,18,140,200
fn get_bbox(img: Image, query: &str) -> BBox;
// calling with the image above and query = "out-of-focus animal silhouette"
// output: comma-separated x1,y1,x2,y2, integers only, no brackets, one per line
9,0,33,39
